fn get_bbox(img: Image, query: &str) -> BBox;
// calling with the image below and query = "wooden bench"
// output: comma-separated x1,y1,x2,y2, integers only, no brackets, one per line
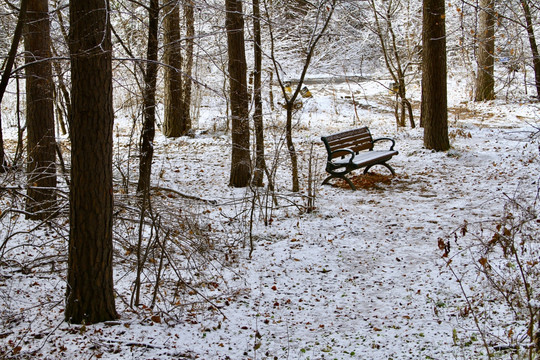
321,127,398,190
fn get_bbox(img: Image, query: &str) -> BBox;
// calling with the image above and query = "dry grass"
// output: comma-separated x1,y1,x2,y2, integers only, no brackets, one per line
333,172,395,190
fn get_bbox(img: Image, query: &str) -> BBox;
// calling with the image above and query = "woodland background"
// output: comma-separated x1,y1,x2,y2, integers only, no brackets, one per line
0,0,540,359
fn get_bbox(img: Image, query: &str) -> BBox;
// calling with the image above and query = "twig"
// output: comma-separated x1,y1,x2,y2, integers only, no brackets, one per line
100,337,164,349
446,260,493,357
150,186,217,204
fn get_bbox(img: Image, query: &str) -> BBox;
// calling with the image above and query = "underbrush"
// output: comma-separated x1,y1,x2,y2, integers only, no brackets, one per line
0,169,243,359
442,190,540,359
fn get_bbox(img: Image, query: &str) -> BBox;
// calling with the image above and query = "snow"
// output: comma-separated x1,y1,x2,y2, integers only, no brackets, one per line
1,78,539,359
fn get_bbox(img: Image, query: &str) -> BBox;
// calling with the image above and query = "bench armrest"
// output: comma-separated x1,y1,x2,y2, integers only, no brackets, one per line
372,137,396,151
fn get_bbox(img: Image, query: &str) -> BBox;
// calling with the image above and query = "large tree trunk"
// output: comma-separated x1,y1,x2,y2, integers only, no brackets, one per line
66,0,118,324
251,0,267,187
422,0,450,151
226,0,251,187
162,1,188,137
520,0,540,99
0,0,29,171
24,0,57,220
137,0,159,195
475,0,495,101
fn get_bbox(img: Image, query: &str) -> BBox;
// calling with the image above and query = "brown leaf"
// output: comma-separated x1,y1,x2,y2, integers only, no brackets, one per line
438,238,450,257
479,257,488,267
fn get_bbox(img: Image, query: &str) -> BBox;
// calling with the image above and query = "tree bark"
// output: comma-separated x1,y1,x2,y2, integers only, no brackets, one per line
163,1,188,137
183,0,195,128
226,0,251,187
520,0,540,99
251,0,267,187
66,0,118,324
422,0,450,151
285,103,299,191
475,0,495,101
137,0,159,195
24,0,57,219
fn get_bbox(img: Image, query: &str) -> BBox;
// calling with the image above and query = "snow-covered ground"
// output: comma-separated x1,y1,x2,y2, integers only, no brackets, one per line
1,79,539,359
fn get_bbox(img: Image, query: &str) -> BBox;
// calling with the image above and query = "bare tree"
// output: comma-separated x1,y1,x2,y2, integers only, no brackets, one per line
66,0,118,324
0,0,29,171
520,0,540,99
163,1,189,137
421,0,450,150
51,1,71,136
226,0,251,187
183,0,195,127
266,0,336,192
251,0,268,187
137,0,159,195
475,0,496,101
24,0,57,219
369,0,417,127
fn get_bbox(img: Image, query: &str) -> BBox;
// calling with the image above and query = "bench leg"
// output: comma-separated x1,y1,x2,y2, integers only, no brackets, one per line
342,176,356,191
364,162,396,176
321,174,334,186
322,174,357,190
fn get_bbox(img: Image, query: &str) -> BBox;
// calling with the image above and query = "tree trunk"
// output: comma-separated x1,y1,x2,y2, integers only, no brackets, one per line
137,0,159,195
520,0,540,99
183,0,195,128
396,81,406,127
66,0,118,324
286,103,300,192
24,0,57,219
163,1,188,137
252,0,267,187
0,0,29,171
226,0,251,187
422,0,450,151
0,112,5,171
404,97,415,128
475,0,495,101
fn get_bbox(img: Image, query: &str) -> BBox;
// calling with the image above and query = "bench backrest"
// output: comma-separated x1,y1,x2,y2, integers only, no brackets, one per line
322,127,374,159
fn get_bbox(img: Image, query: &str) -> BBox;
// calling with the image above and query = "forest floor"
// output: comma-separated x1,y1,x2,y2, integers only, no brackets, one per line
1,78,540,359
